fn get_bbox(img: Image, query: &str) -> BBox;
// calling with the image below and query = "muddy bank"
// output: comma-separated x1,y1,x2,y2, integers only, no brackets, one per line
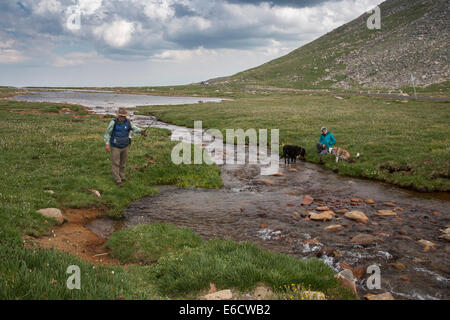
24,208,121,265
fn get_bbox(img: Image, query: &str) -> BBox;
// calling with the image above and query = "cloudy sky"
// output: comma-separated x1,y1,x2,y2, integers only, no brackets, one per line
0,0,383,87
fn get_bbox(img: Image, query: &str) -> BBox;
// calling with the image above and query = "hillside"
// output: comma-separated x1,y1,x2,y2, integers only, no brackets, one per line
209,0,449,91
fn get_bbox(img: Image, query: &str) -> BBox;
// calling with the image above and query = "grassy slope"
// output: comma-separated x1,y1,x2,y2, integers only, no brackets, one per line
213,0,446,92
137,92,450,192
0,99,351,299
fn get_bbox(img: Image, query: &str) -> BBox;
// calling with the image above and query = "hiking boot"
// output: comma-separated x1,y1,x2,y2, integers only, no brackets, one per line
116,181,123,187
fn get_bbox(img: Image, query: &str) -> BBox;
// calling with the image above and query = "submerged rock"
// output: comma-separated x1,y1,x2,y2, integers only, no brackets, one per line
301,195,314,205
377,209,397,216
325,224,344,232
418,239,435,252
350,233,381,245
364,292,395,300
345,210,369,223
309,212,333,221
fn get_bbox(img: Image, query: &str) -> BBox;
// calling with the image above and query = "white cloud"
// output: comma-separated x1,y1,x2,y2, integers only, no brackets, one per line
78,0,103,15
151,46,217,62
34,0,62,15
94,19,139,47
141,0,175,21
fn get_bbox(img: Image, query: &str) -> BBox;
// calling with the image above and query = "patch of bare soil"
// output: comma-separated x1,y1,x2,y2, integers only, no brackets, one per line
23,208,120,265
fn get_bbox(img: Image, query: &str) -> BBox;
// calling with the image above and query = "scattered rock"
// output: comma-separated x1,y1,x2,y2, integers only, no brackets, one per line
350,233,381,245
345,210,369,224
335,209,349,214
352,265,366,280
325,224,344,232
36,208,64,225
203,289,233,300
400,275,410,282
364,199,375,204
301,195,314,205
59,107,73,113
316,206,330,211
439,231,450,242
253,285,273,299
432,211,441,217
391,262,406,271
256,179,274,185
208,283,217,294
335,269,357,295
376,209,397,217
418,239,435,252
289,168,297,172
351,198,362,203
260,224,268,229
383,201,396,207
272,172,284,177
309,212,333,221
364,292,395,300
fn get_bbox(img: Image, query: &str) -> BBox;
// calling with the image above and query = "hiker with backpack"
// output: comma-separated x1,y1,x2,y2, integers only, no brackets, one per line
104,107,147,187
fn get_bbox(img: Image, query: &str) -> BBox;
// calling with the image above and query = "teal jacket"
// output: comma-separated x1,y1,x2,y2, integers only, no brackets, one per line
319,132,336,149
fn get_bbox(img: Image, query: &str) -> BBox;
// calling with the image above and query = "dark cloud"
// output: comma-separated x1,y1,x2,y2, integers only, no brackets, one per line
224,0,340,8
0,0,381,65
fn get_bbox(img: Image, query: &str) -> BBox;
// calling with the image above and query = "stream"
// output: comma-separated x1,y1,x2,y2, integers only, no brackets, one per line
12,89,450,300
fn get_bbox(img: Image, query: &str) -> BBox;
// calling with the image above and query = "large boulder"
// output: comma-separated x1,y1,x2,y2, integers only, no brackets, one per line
36,208,64,225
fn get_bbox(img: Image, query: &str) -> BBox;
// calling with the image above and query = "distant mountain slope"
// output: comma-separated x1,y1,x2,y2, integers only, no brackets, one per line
209,0,449,90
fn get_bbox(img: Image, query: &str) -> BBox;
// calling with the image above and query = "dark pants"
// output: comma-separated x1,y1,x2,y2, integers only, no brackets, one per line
316,143,329,155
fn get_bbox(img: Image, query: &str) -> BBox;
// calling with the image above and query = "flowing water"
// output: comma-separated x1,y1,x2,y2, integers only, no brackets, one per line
12,90,450,300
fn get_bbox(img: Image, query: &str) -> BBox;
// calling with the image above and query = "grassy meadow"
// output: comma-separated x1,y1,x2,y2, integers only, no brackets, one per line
0,97,353,299
137,91,450,192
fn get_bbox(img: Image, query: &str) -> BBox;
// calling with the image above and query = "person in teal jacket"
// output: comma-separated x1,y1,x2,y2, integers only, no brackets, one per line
316,126,336,155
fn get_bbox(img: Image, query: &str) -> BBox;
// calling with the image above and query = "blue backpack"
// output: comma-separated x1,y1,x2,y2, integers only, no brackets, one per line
110,118,131,148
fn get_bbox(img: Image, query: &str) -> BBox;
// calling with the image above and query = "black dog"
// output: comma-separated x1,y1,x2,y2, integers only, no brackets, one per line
280,145,306,164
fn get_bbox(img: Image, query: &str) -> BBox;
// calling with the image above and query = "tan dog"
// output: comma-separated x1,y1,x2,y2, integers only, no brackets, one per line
332,147,359,163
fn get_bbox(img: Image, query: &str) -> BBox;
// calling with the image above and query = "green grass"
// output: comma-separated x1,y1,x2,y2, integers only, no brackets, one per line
0,238,158,300
137,92,450,192
106,223,204,264
106,224,355,299
0,99,349,299
148,238,355,299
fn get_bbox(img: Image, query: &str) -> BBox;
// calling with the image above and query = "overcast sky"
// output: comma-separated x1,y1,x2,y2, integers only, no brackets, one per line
0,0,383,87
